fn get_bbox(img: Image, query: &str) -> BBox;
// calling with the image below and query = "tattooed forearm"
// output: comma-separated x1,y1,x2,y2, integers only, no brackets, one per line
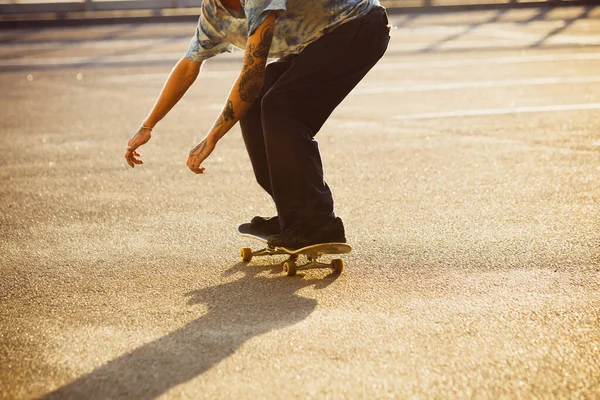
244,44,256,67
222,99,235,121
238,64,264,102
216,100,236,127
197,14,276,152
190,139,207,155
237,27,274,103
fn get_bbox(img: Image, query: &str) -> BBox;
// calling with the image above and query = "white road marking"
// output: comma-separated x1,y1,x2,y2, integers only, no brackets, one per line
5,24,596,54
102,73,169,82
389,24,600,46
374,52,600,71
0,52,183,67
0,38,189,50
95,52,600,82
96,52,600,82
103,70,239,82
393,103,600,120
385,30,600,51
394,19,576,33
2,44,600,70
385,40,523,52
355,75,600,94
479,26,600,45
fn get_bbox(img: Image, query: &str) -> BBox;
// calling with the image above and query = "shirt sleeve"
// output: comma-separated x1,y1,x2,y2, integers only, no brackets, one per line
244,0,286,37
184,2,234,63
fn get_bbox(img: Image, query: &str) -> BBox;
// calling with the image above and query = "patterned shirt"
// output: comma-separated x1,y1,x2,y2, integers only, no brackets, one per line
185,0,380,63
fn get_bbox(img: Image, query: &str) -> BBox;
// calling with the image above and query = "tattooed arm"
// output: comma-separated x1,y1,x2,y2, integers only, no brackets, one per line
186,12,276,174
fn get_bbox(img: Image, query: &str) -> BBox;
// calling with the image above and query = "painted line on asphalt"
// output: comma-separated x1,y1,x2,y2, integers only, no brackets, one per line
103,70,239,82
393,25,600,46
355,75,600,94
0,38,189,50
479,26,600,45
0,52,183,67
99,52,600,82
5,27,596,54
3,50,600,70
384,32,600,51
103,73,169,82
385,40,525,52
393,103,600,120
375,52,600,71
395,19,578,33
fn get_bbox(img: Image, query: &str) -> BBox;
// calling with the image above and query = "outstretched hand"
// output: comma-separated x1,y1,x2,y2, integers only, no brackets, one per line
187,137,216,174
125,126,152,168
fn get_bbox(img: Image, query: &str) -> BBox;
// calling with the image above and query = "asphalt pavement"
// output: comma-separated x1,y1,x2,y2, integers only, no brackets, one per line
1,6,599,399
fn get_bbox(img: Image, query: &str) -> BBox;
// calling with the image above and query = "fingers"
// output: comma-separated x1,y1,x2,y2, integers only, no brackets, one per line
187,162,204,174
124,149,134,168
125,127,151,169
187,165,205,174
186,154,206,174
124,149,143,168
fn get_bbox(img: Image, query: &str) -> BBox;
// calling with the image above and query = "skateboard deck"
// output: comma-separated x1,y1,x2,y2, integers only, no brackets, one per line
237,223,352,276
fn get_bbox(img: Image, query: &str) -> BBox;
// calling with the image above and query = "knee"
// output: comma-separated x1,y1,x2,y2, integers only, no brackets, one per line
260,93,287,141
260,92,303,137
261,91,295,124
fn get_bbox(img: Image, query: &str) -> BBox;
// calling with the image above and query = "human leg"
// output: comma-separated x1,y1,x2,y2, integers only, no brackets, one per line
239,56,295,196
238,57,296,236
262,7,391,247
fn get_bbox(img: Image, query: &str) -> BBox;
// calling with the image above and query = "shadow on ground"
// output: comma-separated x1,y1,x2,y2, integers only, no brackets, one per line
42,262,337,399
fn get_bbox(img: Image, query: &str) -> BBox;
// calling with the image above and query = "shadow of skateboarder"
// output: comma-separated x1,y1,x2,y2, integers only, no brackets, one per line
43,262,338,399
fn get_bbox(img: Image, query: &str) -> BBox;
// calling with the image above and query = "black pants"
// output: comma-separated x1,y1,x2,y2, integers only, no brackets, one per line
240,6,390,232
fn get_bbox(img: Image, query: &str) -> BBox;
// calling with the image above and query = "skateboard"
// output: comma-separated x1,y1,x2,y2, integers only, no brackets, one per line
237,223,352,276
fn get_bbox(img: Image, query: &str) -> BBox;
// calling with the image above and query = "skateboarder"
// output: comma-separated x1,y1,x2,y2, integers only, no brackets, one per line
124,0,390,249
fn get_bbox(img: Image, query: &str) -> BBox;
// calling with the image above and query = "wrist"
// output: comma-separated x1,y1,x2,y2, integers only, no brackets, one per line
206,131,221,144
142,119,157,129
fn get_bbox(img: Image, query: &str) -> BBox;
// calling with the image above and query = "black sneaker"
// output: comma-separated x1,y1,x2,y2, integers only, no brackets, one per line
267,217,346,250
247,216,281,237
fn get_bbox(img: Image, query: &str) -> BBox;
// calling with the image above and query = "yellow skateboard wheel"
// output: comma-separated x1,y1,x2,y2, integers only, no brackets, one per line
331,259,344,274
283,261,297,277
240,248,253,262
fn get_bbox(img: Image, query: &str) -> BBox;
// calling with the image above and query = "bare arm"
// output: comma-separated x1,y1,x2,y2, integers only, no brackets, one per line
125,57,201,167
186,12,276,174
144,57,201,128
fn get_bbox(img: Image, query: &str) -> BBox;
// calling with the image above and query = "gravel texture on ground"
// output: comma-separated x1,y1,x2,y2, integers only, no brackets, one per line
1,7,599,399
